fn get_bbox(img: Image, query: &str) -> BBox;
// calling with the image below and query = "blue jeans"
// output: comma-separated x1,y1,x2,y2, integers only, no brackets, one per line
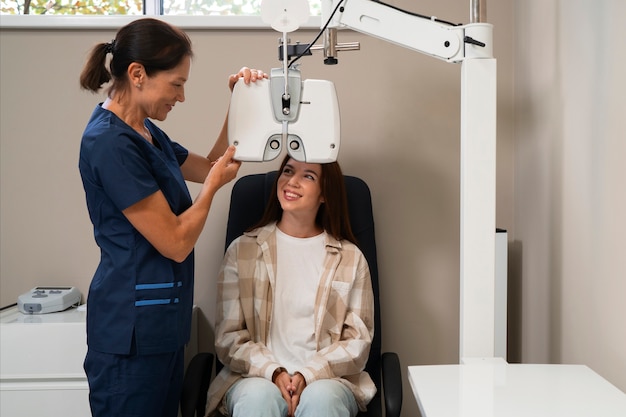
225,377,359,417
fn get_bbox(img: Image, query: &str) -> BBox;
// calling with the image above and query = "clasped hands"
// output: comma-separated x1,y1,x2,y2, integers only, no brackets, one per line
273,368,307,417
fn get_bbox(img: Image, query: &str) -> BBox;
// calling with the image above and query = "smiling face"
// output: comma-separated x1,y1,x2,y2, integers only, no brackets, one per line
277,158,325,221
138,55,190,121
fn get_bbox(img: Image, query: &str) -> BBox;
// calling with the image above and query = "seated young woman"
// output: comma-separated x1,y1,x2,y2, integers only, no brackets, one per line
206,154,376,417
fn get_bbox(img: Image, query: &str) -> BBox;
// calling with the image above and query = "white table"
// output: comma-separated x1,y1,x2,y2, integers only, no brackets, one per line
1,304,200,416
408,359,626,417
0,305,90,416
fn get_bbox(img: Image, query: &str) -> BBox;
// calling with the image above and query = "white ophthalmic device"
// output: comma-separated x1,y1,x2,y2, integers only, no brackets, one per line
229,0,499,362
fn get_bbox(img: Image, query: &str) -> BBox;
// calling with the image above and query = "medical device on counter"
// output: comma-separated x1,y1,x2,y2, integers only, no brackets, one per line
17,286,81,314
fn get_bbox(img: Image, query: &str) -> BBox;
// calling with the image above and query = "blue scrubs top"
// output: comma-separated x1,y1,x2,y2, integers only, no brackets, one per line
79,104,194,355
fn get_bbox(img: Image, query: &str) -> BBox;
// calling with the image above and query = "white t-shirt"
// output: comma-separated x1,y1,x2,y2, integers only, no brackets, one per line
268,228,326,375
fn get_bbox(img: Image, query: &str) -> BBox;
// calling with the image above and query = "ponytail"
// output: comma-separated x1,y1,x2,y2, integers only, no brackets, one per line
79,40,114,92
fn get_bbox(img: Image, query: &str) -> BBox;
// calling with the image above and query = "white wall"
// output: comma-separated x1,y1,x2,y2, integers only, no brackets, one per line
513,0,626,389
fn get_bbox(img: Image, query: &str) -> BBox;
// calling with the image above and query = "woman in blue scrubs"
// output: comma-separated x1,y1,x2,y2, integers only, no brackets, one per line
78,18,266,417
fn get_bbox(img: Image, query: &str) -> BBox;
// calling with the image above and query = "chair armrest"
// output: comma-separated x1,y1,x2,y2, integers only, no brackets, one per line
381,352,402,417
181,352,214,417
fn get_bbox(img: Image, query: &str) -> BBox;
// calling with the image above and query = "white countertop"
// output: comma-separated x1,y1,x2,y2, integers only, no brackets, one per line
408,359,626,417
1,305,87,379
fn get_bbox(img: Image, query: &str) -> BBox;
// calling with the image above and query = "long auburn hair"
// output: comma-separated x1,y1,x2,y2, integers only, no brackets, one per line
250,155,357,245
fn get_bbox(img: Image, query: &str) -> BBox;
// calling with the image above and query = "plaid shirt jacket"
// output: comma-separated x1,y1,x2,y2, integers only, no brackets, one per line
206,222,376,416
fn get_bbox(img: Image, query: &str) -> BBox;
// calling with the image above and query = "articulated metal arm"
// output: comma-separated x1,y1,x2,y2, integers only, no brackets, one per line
321,0,492,63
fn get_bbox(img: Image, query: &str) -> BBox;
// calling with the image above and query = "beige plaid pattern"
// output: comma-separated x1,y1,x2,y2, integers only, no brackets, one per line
205,223,376,416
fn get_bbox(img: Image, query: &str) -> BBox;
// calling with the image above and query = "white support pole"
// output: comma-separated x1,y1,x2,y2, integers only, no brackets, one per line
459,53,497,362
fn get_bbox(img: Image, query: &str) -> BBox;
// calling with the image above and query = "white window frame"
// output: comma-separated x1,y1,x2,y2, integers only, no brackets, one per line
0,0,322,29
0,15,140,30
0,15,322,29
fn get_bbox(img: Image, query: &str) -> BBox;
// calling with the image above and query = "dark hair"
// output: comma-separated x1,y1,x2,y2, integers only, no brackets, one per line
251,154,357,244
79,18,193,95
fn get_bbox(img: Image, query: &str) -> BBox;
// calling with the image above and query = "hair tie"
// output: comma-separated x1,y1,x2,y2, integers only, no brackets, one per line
104,39,116,55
